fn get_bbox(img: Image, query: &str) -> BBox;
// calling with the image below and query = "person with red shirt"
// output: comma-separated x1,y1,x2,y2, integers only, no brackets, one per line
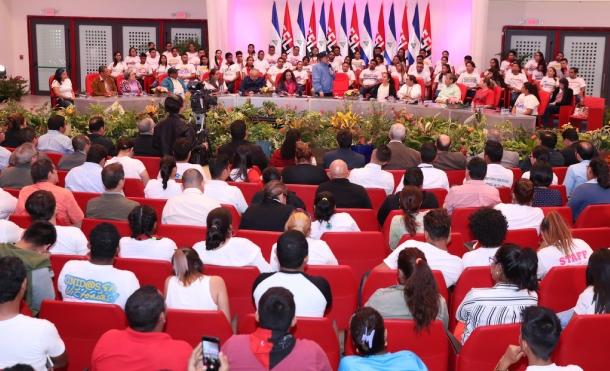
270,129,300,168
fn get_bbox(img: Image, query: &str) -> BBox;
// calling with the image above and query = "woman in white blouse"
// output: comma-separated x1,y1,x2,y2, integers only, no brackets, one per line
351,50,365,71
397,75,422,104
537,211,593,279
573,249,610,315
157,55,170,74
494,179,544,233
512,82,540,116
124,47,139,70
119,205,177,262
51,68,75,108
540,66,559,93
524,51,544,78
144,156,182,199
108,51,127,78
105,137,150,185
193,207,272,272
310,192,360,239
269,211,338,271
165,248,231,321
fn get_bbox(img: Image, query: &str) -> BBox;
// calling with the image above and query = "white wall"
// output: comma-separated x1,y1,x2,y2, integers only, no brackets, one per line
0,0,14,75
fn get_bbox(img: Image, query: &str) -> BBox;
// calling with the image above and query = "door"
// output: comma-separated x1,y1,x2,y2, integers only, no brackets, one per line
165,22,207,51
503,29,555,62
76,24,114,93
121,25,158,56
561,34,608,97
30,20,70,94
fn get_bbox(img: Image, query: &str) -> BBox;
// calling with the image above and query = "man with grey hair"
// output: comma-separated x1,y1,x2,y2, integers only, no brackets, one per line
383,123,421,170
433,134,467,171
161,168,221,225
133,117,160,157
475,129,519,168
0,143,37,188
58,135,90,170
316,159,372,208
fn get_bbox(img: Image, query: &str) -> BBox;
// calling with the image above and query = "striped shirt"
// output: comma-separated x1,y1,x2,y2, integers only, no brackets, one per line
456,283,538,343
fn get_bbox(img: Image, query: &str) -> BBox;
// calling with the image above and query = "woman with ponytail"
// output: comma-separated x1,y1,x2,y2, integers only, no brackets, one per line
193,207,271,272
310,191,360,239
144,156,182,199
118,205,177,262
366,248,448,328
164,248,230,320
568,157,610,220
339,307,427,370
574,249,610,315
388,186,427,250
457,243,539,343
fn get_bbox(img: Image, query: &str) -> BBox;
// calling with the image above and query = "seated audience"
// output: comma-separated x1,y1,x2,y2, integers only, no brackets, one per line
59,223,139,309
521,146,559,184
398,142,449,191
239,68,266,95
193,207,271,272
15,158,83,226
380,209,463,286
270,211,338,270
203,156,248,213
133,117,161,157
91,66,118,97
443,157,501,214
476,130,520,169
388,187,428,250
160,68,187,96
573,249,610,315
222,287,331,370
171,138,206,180
457,243,538,343
86,163,140,220
310,192,360,239
383,123,421,170
0,221,56,313
370,72,398,101
433,134,467,171
397,75,422,103
281,142,328,185
542,78,574,127
37,115,73,154
105,138,150,184
316,160,372,209
322,129,365,170
564,141,595,196
512,82,540,116
560,128,579,166
240,181,294,232
229,144,262,183
144,156,182,199
251,167,306,209
1,112,27,148
483,140,514,188
58,135,89,170
0,143,36,189
153,96,195,157
494,179,545,233
91,286,192,369
537,211,592,279
271,129,300,167
165,248,230,320
435,73,461,103
348,145,394,195
538,130,565,167
0,256,67,370
252,231,332,317
217,120,268,170
569,157,610,220
162,169,221,226
366,248,448,327
0,188,17,220
530,161,563,207
339,307,427,370
88,116,116,156
65,144,107,193
359,60,383,98
119,206,177,262
120,70,143,95
462,208,508,267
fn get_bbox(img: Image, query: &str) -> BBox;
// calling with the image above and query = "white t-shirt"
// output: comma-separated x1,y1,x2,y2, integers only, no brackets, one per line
167,54,181,67
144,179,182,199
537,239,592,279
51,79,74,99
58,260,140,309
348,163,395,195
504,72,528,90
396,164,449,192
165,275,217,310
360,69,383,87
410,69,432,84
203,180,248,214
146,54,160,70
522,171,558,185
376,83,391,102
525,364,582,371
0,219,23,243
266,64,288,85
187,52,200,65
456,71,481,89
574,286,596,315
351,59,365,70
397,83,422,101
176,63,196,80
193,237,272,273
293,69,309,85
134,63,152,78
567,77,586,94
310,213,360,240
50,225,89,255
514,93,540,116
124,56,139,69
253,59,270,73
540,76,559,93
161,188,221,226
383,239,464,286
105,156,147,180
0,188,17,219
0,315,65,371
119,237,177,262
108,62,127,77
494,203,544,233
65,162,105,193
462,246,500,268
269,237,338,271
484,163,514,188
220,63,242,82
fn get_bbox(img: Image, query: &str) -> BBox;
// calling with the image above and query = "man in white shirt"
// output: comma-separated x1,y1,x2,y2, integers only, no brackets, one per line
265,45,278,66
397,142,449,192
409,62,432,86
348,145,395,195
170,138,207,181
37,115,73,154
0,187,17,220
359,60,383,97
287,46,301,67
379,208,463,286
252,230,332,318
65,144,107,193
146,48,160,70
484,141,514,188
134,53,153,81
564,141,595,196
203,156,248,214
220,52,242,92
175,53,196,82
167,47,181,67
253,50,270,73
58,223,140,309
340,62,356,88
162,169,221,226
266,57,288,88
0,256,67,370
462,208,508,267
162,42,173,59
567,67,586,101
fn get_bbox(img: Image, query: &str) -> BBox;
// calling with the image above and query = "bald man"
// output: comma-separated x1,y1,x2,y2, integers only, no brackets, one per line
433,134,467,171
315,160,372,209
161,169,221,225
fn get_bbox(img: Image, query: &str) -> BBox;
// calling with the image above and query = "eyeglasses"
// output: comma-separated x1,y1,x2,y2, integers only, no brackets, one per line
488,256,498,265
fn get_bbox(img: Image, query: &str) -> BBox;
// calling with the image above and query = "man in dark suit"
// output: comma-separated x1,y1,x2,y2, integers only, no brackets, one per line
58,135,89,170
560,128,579,166
239,68,266,95
251,167,306,209
87,116,116,156
133,117,161,157
153,95,195,156
85,163,140,220
383,123,421,170
316,159,372,209
521,131,565,171
217,120,268,170
433,134,467,171
322,129,365,170
240,180,294,231
281,142,329,185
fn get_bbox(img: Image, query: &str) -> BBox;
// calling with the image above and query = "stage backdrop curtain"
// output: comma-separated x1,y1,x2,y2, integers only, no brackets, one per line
205,0,229,57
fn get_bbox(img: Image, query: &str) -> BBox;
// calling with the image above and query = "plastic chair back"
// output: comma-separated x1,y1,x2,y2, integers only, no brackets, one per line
504,228,540,249
85,73,99,95
456,323,523,371
450,267,494,330
204,265,259,320
335,208,379,231
128,197,166,220
539,266,586,312
156,224,207,248
123,178,145,197
571,227,610,251
165,309,233,347
541,206,572,226
73,192,101,213
113,257,172,291
446,170,466,186
321,231,388,282
451,207,479,241
81,218,130,238
234,229,281,261
554,314,610,371
554,167,568,184
574,204,610,228
286,184,318,212
457,83,467,102
366,188,386,211
134,156,161,178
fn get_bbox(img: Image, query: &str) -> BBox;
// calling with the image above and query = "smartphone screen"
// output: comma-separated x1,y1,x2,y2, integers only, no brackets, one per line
202,336,220,371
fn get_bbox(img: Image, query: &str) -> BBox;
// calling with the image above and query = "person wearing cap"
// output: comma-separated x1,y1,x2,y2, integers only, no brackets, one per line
312,52,335,97
160,67,187,97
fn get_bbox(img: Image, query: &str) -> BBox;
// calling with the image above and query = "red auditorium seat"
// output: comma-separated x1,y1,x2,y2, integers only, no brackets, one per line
554,314,610,371
457,83,468,102
156,224,206,247
498,187,512,203
332,72,349,97
504,228,540,249
57,170,68,187
344,320,449,371
450,267,494,330
113,257,172,291
9,214,31,228
81,218,130,238
388,170,405,189
203,265,259,320
574,204,610,228
554,167,568,184
455,323,525,371
336,208,379,231
541,206,572,226
72,192,101,213
426,188,448,206
221,203,241,231
43,152,63,167
450,207,479,241
403,232,467,258
305,265,358,330
321,231,388,282
238,314,340,370
366,188,387,211
50,254,87,298
123,178,145,197
571,227,610,250
128,197,166,219
4,188,19,198
234,230,281,261
39,300,126,371
549,184,568,205
361,267,449,305
85,73,99,96
286,184,317,212
446,170,466,186
510,168,522,186
227,181,262,204
538,266,586,313
164,309,233,347
134,156,161,178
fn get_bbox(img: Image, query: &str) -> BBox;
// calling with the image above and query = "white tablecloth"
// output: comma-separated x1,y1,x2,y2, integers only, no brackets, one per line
74,96,165,114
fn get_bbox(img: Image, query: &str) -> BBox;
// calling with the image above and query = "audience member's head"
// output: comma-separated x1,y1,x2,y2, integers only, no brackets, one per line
284,211,312,237
420,142,437,163
295,142,313,164
182,168,204,191
389,123,406,141
18,127,37,145
561,128,579,146
280,129,301,160
164,95,183,115
25,190,55,222
89,223,121,263
172,138,192,162
530,161,554,187
276,230,308,270
229,120,247,141
205,207,232,250
262,180,288,203
436,134,452,151
484,140,503,164
116,137,135,155
128,205,158,239
261,166,282,184
328,159,349,180
20,221,57,252
519,306,562,362
137,117,155,135
492,244,538,290
540,211,574,258
576,141,594,161
372,145,391,165
538,131,557,150
336,129,353,149
30,157,56,184
349,307,386,356
209,155,230,180
11,143,38,166
530,145,550,164
466,157,487,180
513,179,535,205
314,191,336,222
423,209,451,243
403,166,424,188
101,163,125,191
0,256,27,305
47,115,66,132
399,186,423,237
585,249,610,314
72,135,91,153
125,286,166,332
469,208,507,247
172,248,204,286
88,116,105,134
589,157,610,189
257,287,296,333
86,144,107,165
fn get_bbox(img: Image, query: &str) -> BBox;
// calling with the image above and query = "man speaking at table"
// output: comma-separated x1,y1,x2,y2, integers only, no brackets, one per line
312,52,335,97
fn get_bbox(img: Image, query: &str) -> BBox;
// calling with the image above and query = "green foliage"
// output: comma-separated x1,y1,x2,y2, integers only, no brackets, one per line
0,76,29,102
172,39,201,55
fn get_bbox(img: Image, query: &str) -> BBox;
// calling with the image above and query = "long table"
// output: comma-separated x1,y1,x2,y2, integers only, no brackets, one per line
217,95,537,131
74,95,165,114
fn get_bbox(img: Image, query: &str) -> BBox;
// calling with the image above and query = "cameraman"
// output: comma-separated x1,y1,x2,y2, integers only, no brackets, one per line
153,95,195,156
